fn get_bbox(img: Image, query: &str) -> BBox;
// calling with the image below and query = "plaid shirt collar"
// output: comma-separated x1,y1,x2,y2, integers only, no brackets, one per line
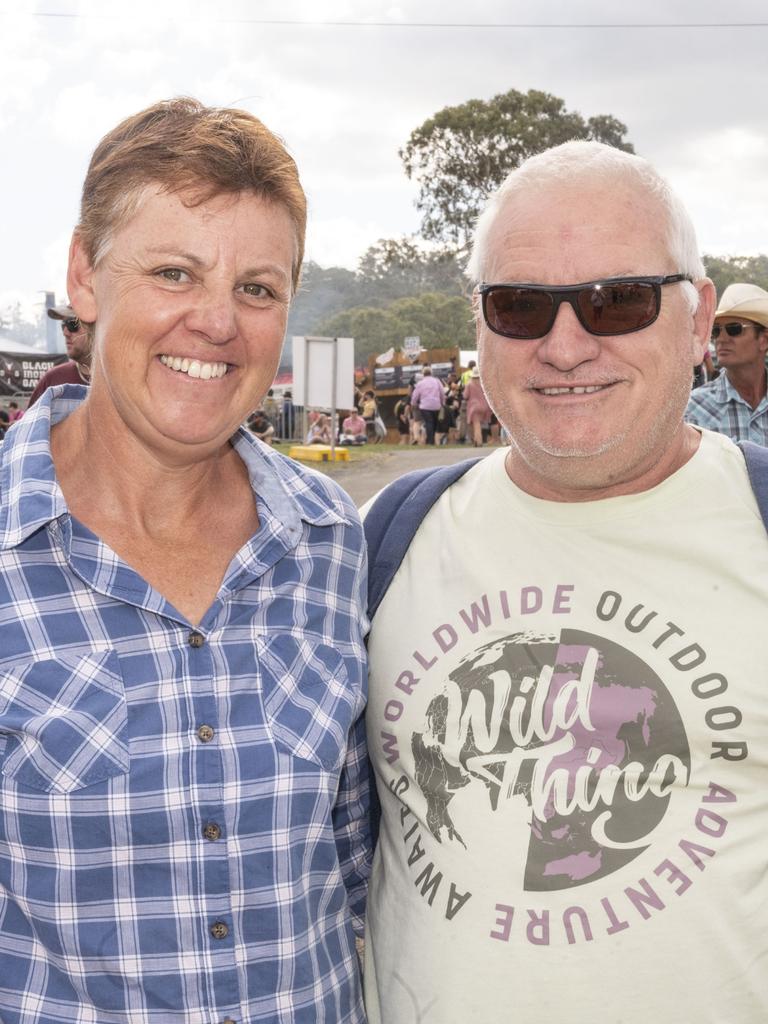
712,370,768,410
0,384,350,552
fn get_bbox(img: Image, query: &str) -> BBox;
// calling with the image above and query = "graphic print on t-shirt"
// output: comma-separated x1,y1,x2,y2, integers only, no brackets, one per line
412,628,691,892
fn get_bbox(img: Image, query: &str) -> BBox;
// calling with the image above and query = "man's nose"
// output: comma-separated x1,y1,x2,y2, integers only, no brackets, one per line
535,301,601,370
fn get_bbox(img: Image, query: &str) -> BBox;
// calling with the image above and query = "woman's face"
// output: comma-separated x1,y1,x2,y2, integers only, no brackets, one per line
70,186,296,462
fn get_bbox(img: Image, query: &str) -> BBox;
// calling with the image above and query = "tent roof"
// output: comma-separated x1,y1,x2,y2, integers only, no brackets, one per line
0,333,48,355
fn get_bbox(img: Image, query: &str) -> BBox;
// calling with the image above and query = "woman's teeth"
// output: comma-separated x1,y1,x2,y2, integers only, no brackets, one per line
159,355,228,380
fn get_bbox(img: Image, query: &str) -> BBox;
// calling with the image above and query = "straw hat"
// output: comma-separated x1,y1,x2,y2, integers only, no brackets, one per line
714,283,768,329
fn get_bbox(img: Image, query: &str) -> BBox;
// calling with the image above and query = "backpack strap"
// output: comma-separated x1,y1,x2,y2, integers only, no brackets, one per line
737,440,768,534
363,456,481,849
364,457,482,619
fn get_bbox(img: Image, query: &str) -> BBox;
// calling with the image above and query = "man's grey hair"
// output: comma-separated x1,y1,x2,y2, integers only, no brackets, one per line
467,140,704,313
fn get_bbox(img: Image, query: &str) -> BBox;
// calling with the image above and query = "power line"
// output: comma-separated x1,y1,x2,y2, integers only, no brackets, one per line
6,13,768,29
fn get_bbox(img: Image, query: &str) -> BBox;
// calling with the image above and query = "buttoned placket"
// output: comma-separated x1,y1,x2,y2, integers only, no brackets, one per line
186,624,241,1015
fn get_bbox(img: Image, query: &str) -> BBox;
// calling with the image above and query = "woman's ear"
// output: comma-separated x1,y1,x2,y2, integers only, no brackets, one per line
66,231,98,324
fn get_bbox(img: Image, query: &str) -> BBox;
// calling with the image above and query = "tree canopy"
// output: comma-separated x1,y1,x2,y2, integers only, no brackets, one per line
702,254,768,297
400,87,633,250
315,291,475,366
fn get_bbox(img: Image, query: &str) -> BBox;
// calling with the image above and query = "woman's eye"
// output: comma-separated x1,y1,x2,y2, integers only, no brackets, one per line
241,283,271,298
157,268,189,283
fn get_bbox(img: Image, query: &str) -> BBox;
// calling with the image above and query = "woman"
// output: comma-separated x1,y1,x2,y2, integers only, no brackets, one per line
307,412,333,444
463,365,494,446
0,98,369,1023
361,388,381,442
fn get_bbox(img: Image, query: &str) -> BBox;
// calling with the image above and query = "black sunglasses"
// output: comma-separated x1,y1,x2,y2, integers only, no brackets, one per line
711,322,755,340
479,274,692,340
61,318,81,333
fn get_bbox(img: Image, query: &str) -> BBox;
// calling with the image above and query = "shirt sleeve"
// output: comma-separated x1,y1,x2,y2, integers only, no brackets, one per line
331,538,373,936
333,711,373,935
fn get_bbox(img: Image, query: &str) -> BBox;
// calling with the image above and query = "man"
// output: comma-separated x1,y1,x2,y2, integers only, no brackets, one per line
247,408,275,444
340,409,368,445
0,98,370,1023
363,141,768,1023
685,282,768,442
409,365,445,445
27,304,91,406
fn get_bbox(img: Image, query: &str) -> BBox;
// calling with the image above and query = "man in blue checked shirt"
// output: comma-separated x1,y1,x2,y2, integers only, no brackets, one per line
685,282,768,444
0,98,370,1023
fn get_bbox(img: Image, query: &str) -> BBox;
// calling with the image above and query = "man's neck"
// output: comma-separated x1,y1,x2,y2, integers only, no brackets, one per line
726,365,767,409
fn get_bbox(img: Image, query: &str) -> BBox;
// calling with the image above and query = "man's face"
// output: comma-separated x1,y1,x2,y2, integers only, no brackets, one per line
713,317,768,373
476,181,712,500
62,321,90,363
70,187,295,460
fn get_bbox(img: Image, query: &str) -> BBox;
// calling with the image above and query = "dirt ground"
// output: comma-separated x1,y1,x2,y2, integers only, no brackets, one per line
310,444,496,507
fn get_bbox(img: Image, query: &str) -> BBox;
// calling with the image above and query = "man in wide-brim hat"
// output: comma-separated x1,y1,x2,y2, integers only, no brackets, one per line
686,282,768,442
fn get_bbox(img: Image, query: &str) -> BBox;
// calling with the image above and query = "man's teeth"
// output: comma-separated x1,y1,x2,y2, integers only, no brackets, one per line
539,385,606,395
159,355,228,379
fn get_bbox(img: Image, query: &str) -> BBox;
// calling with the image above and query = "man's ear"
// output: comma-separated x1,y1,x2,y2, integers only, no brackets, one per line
691,277,716,364
472,289,483,346
66,231,98,324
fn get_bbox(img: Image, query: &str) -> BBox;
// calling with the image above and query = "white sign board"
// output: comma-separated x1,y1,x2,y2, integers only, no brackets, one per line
404,335,421,355
292,336,355,410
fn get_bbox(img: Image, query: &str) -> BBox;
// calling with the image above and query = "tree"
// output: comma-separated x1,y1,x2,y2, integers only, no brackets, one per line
400,88,633,251
356,237,467,302
703,254,768,296
316,292,475,366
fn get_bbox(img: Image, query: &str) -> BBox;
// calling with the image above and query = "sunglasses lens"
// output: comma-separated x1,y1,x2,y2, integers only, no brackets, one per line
576,282,658,335
484,287,554,339
62,319,80,333
713,324,746,340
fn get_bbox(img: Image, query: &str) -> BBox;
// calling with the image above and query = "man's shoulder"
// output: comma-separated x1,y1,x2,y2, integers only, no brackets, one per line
39,362,82,387
686,375,729,416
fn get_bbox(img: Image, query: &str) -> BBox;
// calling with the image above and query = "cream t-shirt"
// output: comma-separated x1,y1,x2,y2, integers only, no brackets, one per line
365,431,768,1023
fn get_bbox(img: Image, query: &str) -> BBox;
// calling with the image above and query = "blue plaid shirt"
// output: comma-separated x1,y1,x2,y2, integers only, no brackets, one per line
685,371,768,444
0,387,370,1024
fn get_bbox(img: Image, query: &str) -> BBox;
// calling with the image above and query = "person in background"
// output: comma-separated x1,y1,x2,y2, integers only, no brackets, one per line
409,365,445,446
7,401,23,423
462,364,493,446
28,305,92,407
340,409,368,445
247,408,275,444
394,394,411,445
0,97,370,1023
306,412,333,444
685,282,768,442
261,386,280,433
279,388,296,440
361,389,381,443
408,383,425,445
364,140,767,1024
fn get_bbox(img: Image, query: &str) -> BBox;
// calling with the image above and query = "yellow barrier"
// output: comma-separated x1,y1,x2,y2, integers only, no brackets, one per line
288,445,350,463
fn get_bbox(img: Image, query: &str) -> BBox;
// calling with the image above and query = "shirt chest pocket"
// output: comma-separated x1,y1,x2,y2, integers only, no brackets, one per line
0,650,129,794
257,636,359,773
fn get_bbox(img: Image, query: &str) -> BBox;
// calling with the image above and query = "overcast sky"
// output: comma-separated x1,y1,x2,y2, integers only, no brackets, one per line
1,0,766,321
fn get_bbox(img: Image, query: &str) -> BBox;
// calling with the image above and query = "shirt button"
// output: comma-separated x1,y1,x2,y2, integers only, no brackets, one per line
189,631,205,648
222,1019,237,1024
210,921,229,940
197,725,215,743
202,822,222,842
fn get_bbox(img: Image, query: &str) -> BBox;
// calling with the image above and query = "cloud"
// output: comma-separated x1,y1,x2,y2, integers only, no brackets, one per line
2,0,767,320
